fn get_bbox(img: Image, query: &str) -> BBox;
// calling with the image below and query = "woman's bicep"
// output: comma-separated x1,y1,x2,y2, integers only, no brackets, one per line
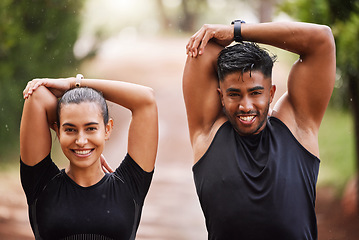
127,100,158,172
20,86,57,166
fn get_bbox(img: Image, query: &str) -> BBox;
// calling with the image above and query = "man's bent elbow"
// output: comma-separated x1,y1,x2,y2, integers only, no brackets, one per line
316,25,336,52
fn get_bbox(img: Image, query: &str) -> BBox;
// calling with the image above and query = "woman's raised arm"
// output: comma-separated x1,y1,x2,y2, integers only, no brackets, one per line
20,86,58,166
24,77,158,172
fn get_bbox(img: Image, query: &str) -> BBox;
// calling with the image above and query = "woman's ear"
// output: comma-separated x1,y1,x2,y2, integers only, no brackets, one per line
105,118,114,140
52,122,60,139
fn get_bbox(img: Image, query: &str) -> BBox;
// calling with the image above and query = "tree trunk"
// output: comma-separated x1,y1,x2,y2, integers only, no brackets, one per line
349,75,359,214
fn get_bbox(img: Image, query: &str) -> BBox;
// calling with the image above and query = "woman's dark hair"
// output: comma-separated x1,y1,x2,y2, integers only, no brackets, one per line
217,42,277,81
57,87,109,127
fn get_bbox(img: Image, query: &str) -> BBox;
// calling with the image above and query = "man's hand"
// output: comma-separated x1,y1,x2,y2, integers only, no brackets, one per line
186,24,234,57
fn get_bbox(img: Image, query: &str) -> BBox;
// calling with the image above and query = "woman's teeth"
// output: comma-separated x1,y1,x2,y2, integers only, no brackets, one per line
74,150,92,155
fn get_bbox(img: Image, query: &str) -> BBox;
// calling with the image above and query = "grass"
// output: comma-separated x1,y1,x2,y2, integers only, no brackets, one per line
318,108,356,195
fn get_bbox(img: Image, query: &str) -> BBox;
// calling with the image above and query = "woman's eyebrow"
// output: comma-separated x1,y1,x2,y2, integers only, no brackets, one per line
62,123,75,127
62,122,99,127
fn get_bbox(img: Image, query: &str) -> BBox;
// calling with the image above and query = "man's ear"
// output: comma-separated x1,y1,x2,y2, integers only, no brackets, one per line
105,118,114,140
269,84,276,104
217,88,224,106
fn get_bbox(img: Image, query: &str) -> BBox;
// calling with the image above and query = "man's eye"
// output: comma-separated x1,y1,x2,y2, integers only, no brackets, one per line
64,128,75,132
228,93,239,97
252,91,262,95
87,127,97,131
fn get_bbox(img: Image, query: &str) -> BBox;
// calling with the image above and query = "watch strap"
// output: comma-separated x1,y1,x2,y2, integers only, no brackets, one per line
231,20,246,42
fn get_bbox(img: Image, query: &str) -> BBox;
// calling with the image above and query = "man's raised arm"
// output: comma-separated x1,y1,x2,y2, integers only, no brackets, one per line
182,42,226,161
186,22,336,157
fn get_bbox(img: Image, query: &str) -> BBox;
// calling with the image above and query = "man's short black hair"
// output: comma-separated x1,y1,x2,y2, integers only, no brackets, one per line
217,42,277,81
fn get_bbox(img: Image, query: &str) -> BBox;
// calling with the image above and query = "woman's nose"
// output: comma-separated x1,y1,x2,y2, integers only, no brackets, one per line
75,132,88,146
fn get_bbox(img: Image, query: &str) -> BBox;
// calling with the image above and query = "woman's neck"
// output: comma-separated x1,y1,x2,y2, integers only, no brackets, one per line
65,163,105,187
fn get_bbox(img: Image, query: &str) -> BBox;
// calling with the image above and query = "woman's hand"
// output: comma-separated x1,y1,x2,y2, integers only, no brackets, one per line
23,77,74,99
100,154,114,173
186,24,234,57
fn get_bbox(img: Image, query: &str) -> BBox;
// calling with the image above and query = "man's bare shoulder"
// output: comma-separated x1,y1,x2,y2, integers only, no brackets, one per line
192,117,227,164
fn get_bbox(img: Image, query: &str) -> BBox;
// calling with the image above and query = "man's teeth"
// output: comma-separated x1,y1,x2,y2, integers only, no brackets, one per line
240,116,255,121
75,150,92,155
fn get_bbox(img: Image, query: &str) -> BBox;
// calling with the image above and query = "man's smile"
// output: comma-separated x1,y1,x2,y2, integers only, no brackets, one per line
238,115,256,123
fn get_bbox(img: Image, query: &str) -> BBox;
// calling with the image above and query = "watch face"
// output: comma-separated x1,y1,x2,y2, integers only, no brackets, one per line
231,20,245,24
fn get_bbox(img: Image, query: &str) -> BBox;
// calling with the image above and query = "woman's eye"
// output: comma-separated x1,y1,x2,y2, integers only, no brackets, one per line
64,128,75,132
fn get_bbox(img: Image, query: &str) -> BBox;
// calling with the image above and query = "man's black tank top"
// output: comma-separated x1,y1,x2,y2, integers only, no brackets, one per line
193,117,319,240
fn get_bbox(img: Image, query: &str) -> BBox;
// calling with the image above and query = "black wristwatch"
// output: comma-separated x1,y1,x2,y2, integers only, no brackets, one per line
231,20,246,42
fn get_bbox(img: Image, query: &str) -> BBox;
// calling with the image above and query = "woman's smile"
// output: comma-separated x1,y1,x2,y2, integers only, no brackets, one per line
58,102,108,168
72,148,95,158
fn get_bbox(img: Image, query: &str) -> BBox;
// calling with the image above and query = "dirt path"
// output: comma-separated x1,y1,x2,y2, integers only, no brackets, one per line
1,37,358,239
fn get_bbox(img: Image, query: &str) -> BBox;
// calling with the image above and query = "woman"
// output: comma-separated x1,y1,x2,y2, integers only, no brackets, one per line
20,74,158,240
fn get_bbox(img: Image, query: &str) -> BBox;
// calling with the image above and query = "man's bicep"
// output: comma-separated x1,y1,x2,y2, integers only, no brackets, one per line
286,46,336,125
182,49,223,141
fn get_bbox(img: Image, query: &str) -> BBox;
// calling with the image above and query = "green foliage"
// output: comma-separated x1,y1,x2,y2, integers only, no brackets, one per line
280,0,359,193
280,0,330,24
0,0,84,162
336,13,359,77
280,0,359,108
280,0,357,25
318,108,355,193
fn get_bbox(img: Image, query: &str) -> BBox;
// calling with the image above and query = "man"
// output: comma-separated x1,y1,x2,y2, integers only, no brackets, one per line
182,21,335,239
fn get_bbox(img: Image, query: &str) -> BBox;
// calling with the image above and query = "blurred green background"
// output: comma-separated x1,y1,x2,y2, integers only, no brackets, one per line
0,2,359,238
1,0,357,195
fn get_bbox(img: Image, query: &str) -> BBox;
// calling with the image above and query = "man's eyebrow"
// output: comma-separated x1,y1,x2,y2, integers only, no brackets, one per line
249,86,265,92
226,88,241,93
226,86,265,93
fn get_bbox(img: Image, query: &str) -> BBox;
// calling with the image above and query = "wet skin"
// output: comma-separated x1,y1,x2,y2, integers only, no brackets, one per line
218,71,276,136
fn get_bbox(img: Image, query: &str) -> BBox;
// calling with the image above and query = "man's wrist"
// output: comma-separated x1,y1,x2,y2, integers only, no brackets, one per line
231,20,246,42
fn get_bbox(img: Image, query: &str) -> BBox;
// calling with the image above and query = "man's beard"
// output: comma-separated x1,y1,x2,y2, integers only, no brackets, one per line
223,102,270,136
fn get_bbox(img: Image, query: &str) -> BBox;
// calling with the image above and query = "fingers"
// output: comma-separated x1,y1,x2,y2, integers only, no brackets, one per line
23,77,72,99
23,79,48,99
186,24,234,58
186,25,210,58
100,154,114,173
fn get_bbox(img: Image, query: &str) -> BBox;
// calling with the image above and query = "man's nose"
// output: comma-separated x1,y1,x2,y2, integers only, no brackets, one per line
238,97,253,113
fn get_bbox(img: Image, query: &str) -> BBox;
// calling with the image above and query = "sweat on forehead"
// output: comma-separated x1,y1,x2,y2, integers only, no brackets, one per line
56,87,109,127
